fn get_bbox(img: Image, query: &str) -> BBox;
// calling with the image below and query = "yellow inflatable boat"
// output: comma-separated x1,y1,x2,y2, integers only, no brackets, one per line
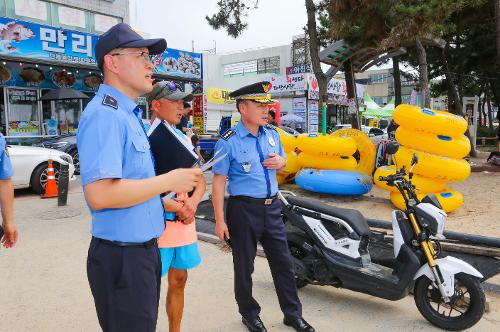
276,127,297,153
332,128,376,176
297,153,357,171
374,165,447,193
390,189,464,213
394,146,470,181
395,127,470,159
393,104,468,137
296,133,357,157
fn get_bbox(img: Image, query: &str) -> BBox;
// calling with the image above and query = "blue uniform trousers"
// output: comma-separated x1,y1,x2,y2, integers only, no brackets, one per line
226,197,302,320
87,237,162,332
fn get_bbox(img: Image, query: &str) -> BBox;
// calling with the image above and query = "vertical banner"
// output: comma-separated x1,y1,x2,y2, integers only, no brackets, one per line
203,94,208,134
192,95,204,135
307,100,319,133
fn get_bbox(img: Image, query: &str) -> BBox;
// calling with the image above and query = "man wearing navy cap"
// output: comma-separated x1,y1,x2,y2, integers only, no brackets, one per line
212,82,315,332
77,23,202,332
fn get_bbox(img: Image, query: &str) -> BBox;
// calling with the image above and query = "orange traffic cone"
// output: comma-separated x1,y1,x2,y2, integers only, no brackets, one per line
42,160,58,199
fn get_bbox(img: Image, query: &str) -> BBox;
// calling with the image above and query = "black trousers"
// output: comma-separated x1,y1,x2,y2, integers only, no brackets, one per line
87,237,162,332
226,197,302,320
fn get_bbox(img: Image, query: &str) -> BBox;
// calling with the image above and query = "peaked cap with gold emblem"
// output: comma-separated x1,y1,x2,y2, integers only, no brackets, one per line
229,81,274,104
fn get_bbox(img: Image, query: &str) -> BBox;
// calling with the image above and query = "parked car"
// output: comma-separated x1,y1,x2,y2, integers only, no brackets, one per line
33,134,79,174
7,145,76,194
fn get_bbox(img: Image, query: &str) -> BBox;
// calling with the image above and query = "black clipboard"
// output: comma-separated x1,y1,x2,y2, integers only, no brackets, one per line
147,119,199,175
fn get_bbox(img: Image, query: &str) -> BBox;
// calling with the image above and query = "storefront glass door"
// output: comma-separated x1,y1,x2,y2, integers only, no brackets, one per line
53,99,81,135
6,88,41,137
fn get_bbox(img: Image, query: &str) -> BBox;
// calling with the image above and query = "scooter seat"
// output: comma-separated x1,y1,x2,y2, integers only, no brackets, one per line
286,196,370,237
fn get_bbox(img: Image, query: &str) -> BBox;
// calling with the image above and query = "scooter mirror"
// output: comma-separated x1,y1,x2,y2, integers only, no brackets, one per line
386,141,400,155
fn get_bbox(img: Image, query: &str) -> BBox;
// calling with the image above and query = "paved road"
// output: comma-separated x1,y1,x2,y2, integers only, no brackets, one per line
1,178,498,331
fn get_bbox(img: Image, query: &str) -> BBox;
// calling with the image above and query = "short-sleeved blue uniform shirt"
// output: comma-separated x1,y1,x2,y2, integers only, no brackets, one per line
77,84,165,242
212,121,285,198
0,133,13,180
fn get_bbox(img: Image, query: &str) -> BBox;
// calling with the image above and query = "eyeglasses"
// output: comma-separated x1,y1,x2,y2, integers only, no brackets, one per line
111,51,156,65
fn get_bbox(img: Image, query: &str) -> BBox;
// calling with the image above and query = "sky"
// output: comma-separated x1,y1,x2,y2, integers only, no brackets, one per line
129,0,308,54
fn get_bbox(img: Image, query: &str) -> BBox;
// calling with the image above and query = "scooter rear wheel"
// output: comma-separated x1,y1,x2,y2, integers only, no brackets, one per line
413,273,485,331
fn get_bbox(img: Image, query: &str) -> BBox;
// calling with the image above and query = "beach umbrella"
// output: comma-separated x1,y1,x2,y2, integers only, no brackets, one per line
281,114,305,123
40,88,89,101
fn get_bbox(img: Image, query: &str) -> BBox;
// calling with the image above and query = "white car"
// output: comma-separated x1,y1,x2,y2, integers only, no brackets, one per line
7,145,76,194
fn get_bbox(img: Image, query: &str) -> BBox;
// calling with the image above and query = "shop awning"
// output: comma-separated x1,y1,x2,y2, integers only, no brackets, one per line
40,88,90,101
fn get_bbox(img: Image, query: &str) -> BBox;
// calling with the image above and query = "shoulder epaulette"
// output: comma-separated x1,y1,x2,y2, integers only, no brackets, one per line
265,124,278,131
221,129,235,141
102,94,118,109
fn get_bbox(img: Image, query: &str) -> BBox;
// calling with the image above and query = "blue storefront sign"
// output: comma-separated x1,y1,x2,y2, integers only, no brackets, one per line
0,16,98,66
0,60,102,92
0,16,202,80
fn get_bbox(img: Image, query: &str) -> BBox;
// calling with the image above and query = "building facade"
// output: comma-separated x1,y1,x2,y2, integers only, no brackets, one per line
0,0,128,140
0,0,202,143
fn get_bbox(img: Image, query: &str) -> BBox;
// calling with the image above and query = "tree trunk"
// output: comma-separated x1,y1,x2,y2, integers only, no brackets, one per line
393,56,402,106
415,38,430,108
495,0,500,67
486,89,493,130
305,0,327,132
442,44,478,156
343,59,360,129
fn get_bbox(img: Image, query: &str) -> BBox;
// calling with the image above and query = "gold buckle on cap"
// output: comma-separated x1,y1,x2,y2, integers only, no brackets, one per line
264,198,273,205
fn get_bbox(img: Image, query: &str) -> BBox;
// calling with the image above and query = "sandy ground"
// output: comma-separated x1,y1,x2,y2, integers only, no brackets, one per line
0,171,498,331
0,189,499,332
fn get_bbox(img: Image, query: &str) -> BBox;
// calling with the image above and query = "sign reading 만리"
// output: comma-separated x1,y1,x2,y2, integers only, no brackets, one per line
0,16,98,65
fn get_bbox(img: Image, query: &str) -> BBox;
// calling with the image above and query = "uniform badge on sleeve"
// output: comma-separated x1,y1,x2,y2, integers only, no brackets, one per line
102,94,118,109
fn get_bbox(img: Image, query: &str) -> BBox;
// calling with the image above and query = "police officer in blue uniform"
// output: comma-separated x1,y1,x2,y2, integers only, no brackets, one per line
212,82,315,332
77,23,202,332
0,133,16,249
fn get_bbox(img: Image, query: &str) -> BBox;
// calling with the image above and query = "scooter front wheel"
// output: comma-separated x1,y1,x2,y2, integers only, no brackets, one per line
414,273,485,331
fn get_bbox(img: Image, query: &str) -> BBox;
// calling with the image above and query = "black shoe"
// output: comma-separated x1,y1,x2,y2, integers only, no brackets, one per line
242,316,267,332
283,316,315,332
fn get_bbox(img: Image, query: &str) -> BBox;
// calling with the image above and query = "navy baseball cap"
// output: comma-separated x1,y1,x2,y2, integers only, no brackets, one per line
95,23,167,70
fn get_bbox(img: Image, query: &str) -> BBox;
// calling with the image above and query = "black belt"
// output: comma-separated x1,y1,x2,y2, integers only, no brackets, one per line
94,237,157,248
230,195,277,205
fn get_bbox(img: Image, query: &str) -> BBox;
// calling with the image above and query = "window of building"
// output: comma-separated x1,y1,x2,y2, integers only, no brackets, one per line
223,60,257,77
224,56,280,77
57,5,86,29
257,56,280,74
94,13,121,33
11,0,49,22
370,73,387,84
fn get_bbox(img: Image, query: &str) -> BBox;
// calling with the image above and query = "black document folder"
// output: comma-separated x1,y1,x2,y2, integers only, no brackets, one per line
147,119,199,175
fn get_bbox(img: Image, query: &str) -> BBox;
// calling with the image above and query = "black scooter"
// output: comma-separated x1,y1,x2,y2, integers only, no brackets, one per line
280,143,485,331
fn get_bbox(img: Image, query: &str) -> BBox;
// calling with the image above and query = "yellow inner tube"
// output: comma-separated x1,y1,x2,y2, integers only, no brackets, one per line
395,127,470,159
374,165,447,193
277,152,301,184
297,153,357,171
393,104,468,137
390,189,464,213
296,133,357,157
276,127,297,153
394,146,471,181
332,128,376,176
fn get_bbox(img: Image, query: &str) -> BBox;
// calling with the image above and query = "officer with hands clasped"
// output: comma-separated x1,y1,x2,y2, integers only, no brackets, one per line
77,23,202,332
212,81,315,332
